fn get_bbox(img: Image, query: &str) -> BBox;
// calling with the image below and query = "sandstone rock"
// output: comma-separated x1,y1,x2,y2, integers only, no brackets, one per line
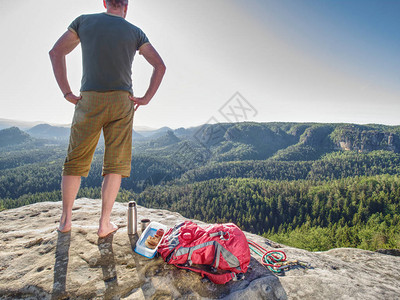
0,199,399,299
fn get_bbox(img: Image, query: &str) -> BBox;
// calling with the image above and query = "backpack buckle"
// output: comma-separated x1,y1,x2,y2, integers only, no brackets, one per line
220,232,230,241
233,273,245,281
210,231,230,241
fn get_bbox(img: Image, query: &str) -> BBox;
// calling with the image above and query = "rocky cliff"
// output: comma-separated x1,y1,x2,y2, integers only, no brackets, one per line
331,124,400,153
1,199,399,299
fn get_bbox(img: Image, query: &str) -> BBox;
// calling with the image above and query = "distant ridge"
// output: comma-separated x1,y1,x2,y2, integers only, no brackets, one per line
1,120,400,158
136,126,172,138
0,118,70,130
28,124,70,140
0,118,43,130
133,125,158,132
0,127,31,147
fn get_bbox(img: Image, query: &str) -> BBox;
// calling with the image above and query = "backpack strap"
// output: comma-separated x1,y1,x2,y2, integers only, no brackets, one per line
209,231,230,241
175,264,242,285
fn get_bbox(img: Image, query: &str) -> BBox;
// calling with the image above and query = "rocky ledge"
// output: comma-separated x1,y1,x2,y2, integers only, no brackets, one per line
0,199,399,299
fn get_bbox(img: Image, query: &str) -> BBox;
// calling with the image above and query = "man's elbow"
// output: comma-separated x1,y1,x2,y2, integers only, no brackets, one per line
156,62,166,75
48,48,57,60
49,46,64,61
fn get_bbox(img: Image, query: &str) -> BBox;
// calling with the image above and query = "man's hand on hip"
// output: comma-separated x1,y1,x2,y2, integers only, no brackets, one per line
130,43,166,112
129,95,150,111
65,93,82,105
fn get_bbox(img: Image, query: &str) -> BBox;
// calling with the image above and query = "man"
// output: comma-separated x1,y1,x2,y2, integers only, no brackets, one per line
49,0,166,237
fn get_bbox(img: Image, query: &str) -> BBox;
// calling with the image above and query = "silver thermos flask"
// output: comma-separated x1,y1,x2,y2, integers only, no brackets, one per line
127,201,137,235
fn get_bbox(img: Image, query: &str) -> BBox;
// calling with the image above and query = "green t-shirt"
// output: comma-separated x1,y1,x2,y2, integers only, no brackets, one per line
69,13,149,94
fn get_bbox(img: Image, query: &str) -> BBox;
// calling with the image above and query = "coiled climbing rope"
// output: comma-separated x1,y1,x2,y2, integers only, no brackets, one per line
247,240,287,273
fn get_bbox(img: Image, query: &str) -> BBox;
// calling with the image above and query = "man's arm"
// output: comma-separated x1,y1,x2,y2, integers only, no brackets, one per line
49,30,81,105
130,43,166,111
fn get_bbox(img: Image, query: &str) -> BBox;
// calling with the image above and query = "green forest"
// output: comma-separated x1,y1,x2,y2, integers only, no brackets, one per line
0,122,399,252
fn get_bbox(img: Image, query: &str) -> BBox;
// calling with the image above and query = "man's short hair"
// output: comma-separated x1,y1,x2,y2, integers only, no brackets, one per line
106,0,128,8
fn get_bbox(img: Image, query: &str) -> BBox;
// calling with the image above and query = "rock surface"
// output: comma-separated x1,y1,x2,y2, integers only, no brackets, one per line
0,199,399,299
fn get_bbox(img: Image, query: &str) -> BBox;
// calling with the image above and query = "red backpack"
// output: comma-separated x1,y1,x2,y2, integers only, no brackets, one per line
157,221,251,284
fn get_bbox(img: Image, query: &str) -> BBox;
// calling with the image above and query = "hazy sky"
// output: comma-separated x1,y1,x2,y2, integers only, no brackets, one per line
0,0,399,129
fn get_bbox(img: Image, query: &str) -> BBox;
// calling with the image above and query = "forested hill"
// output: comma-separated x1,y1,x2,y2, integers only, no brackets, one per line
1,122,400,158
1,121,400,252
0,127,31,147
138,121,400,165
191,122,400,162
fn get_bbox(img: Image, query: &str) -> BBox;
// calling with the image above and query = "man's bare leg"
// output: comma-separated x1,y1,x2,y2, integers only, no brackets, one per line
98,173,121,237
59,175,81,232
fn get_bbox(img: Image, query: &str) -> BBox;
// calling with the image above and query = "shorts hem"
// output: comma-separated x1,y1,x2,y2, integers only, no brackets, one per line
62,170,90,177
102,170,131,178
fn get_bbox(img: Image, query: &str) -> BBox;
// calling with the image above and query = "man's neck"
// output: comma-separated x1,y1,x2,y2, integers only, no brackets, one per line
106,7,126,18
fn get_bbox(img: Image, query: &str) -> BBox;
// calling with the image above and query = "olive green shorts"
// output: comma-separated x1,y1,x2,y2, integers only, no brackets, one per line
62,91,134,178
